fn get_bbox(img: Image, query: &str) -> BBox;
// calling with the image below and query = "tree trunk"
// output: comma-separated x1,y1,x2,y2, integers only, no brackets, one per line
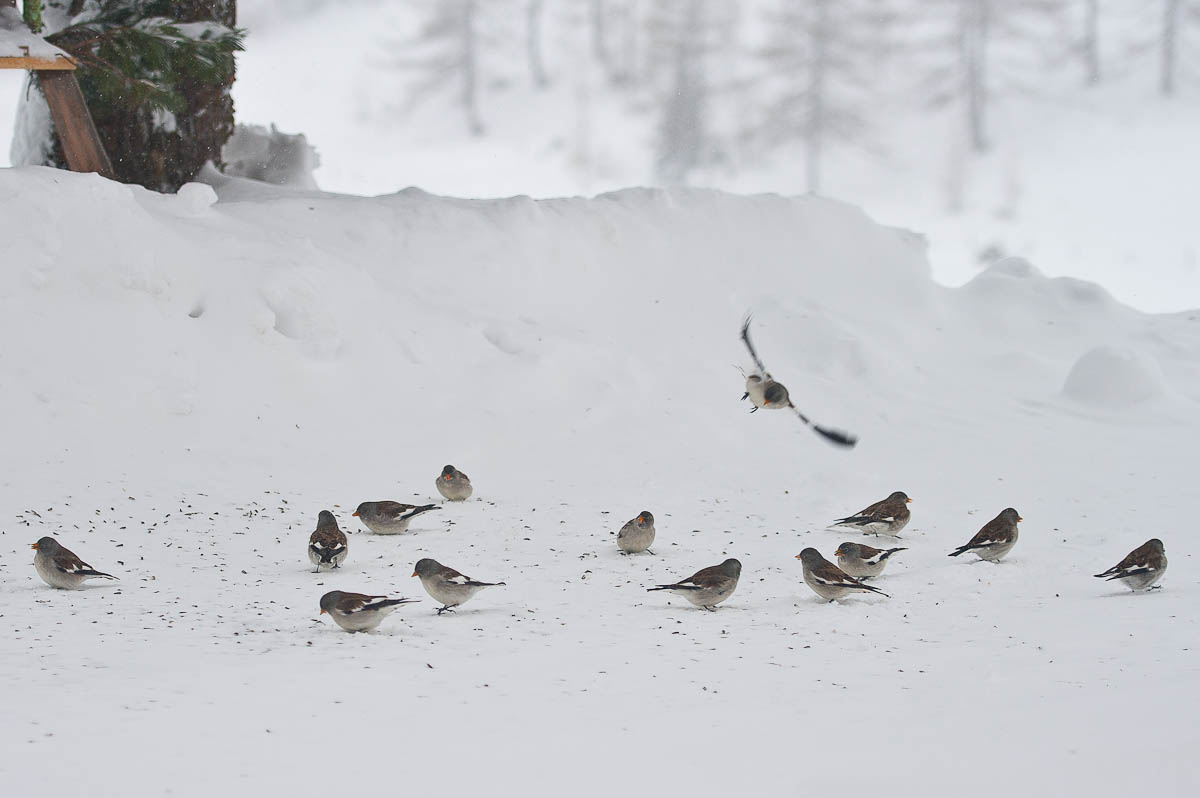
804,0,830,194
461,0,484,135
962,0,989,154
526,0,548,89
1161,0,1180,97
591,0,611,69
1083,0,1100,86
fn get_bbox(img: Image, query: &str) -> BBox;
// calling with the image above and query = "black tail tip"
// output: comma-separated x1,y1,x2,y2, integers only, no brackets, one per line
814,426,858,448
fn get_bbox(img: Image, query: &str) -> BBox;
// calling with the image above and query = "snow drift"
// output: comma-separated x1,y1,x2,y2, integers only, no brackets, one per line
0,167,1197,797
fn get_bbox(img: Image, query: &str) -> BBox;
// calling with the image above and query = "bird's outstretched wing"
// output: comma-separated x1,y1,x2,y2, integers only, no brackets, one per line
740,316,770,376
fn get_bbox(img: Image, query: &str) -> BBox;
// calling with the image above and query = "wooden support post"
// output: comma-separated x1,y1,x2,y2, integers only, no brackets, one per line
37,69,115,178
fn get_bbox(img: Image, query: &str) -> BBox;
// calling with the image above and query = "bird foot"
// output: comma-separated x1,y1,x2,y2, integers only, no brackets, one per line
436,606,456,615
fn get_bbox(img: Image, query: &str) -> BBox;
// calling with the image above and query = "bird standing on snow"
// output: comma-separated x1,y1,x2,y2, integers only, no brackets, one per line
353,501,440,535
834,541,906,579
739,317,858,447
647,558,741,610
308,510,348,572
617,511,656,554
319,590,418,632
831,491,911,537
412,558,505,614
948,508,1021,562
31,537,118,589
436,465,473,501
1094,539,1167,592
796,548,889,601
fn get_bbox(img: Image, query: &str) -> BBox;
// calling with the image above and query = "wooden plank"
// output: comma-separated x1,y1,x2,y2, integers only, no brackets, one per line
0,55,76,70
37,70,115,179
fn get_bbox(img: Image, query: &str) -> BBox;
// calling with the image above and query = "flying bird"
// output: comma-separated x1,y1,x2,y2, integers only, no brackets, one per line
740,316,858,448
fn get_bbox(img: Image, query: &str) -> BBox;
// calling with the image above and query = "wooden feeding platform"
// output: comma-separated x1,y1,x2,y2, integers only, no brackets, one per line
1,5,114,177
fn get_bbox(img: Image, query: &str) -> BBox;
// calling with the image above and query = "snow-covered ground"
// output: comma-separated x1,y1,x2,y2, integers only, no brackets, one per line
1,166,1197,795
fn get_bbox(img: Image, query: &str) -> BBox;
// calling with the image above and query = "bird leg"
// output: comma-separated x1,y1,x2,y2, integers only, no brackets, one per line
436,605,456,615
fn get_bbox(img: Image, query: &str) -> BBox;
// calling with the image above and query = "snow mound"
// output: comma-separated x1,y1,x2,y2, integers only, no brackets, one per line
1061,346,1166,406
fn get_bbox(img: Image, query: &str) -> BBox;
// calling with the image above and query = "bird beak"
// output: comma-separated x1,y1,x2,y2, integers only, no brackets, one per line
834,549,842,557
319,609,326,615
411,571,418,577
794,553,802,560
1018,516,1023,522
637,516,644,523
352,511,359,517
30,543,39,550
906,498,912,503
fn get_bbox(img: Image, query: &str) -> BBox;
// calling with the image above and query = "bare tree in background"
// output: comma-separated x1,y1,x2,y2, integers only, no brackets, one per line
758,0,878,193
918,0,1070,155
396,0,506,136
1082,0,1101,85
526,0,549,88
648,0,728,184
1160,0,1182,96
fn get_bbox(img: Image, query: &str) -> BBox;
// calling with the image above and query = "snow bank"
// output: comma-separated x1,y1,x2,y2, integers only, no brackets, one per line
0,167,1197,797
1062,346,1166,407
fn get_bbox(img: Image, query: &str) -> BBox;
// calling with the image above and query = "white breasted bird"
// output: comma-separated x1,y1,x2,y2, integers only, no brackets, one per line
796,547,889,601
319,590,418,632
834,541,906,579
1094,539,1167,592
31,537,118,589
647,558,741,611
831,491,912,537
948,508,1021,562
738,317,858,447
308,510,348,572
412,558,505,614
436,465,473,501
353,501,440,535
617,510,656,554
